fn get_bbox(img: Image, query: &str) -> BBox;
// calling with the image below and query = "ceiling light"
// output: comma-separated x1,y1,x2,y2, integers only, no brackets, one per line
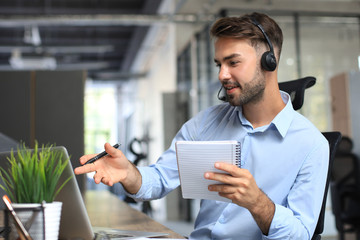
23,25,41,46
9,49,56,70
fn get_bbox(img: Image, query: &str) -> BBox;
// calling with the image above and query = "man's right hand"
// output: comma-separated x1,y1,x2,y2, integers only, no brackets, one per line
74,142,142,194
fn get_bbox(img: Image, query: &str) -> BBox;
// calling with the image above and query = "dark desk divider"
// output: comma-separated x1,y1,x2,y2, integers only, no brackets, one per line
0,70,86,193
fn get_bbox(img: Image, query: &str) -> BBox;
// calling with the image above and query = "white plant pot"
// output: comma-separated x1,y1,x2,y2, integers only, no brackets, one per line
9,201,62,240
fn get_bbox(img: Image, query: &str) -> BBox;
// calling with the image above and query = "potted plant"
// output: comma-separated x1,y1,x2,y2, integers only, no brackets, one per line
0,142,72,240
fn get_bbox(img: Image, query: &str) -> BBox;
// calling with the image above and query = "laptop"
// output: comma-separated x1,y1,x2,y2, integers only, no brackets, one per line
0,146,168,240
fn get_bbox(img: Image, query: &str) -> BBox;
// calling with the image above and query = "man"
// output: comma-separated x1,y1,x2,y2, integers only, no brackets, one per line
75,12,329,239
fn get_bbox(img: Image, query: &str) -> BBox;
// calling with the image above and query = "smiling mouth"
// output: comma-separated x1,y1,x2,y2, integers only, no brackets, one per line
223,81,240,90
224,86,237,90
223,83,241,93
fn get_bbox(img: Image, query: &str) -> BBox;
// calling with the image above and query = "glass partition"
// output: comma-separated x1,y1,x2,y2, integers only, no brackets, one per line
176,14,360,132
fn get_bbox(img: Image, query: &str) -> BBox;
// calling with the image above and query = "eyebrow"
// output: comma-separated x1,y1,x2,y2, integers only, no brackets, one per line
214,53,242,63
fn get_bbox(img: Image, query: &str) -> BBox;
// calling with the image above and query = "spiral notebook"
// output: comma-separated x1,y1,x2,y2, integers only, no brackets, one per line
175,140,241,202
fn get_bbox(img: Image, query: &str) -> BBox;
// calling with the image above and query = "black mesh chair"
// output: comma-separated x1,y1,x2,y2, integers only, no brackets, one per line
279,77,342,240
278,76,316,111
314,131,342,240
330,136,360,240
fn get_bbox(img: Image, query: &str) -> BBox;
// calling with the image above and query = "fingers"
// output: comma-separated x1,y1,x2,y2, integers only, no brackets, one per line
93,171,102,184
74,162,97,175
208,183,234,194
79,154,98,165
77,142,121,169
78,142,120,166
214,162,242,177
204,162,250,195
100,176,114,186
92,170,114,186
205,163,263,209
104,142,121,157
204,162,243,183
205,171,233,184
206,162,251,180
75,143,123,185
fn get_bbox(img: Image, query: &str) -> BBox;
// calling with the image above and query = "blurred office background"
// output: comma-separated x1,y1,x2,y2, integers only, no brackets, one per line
0,0,359,239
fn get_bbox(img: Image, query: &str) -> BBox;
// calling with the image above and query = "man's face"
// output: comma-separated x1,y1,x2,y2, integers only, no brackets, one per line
214,38,266,106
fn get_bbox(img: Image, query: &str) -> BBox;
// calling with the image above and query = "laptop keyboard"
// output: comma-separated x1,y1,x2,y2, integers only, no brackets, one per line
95,231,134,240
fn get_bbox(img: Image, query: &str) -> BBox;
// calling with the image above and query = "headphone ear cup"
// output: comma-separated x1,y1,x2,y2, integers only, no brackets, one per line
261,51,277,71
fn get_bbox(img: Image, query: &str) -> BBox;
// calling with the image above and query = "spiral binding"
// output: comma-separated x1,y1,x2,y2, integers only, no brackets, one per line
235,143,242,167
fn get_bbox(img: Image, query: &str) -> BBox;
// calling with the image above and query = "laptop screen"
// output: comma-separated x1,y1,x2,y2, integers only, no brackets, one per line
0,146,94,239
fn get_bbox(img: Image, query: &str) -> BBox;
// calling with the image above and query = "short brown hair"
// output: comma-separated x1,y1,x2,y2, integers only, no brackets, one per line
210,12,283,58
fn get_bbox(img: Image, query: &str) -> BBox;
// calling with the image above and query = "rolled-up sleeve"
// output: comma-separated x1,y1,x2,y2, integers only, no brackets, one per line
264,140,329,240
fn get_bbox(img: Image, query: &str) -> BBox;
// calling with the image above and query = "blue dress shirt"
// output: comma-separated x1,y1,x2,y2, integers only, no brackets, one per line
129,91,329,240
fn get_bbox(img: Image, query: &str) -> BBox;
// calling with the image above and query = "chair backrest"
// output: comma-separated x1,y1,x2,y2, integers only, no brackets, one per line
312,132,342,240
330,136,360,236
331,136,360,188
279,77,342,239
278,76,316,110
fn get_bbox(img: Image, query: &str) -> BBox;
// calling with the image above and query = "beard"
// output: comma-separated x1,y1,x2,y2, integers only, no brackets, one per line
226,66,266,106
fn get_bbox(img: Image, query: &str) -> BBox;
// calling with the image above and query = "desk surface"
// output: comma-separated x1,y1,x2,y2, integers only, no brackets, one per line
85,190,185,239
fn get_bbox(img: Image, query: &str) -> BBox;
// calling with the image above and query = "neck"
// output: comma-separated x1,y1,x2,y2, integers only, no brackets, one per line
242,75,285,129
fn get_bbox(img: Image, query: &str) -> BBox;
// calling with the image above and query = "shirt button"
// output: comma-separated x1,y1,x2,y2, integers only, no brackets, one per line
219,217,226,224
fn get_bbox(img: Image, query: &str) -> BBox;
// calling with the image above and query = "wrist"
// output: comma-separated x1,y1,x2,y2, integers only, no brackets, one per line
122,161,142,194
250,190,275,235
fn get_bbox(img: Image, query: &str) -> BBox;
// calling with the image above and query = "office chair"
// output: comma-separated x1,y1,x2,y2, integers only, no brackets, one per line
279,77,342,240
278,76,316,111
313,131,342,240
330,136,360,240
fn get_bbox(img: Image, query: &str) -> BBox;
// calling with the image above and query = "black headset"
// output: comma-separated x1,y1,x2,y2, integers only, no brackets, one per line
251,18,277,71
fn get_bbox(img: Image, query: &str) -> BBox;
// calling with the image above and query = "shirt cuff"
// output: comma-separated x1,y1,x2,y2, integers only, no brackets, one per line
263,204,292,239
124,167,151,201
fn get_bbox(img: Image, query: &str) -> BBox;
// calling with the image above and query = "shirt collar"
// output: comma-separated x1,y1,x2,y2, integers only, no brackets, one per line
272,91,295,138
235,91,295,138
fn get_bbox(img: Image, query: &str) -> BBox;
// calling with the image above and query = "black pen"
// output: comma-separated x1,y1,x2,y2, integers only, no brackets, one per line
84,143,121,165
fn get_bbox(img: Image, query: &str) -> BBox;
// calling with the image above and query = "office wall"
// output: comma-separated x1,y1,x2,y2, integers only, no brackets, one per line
331,71,360,157
0,70,86,192
162,92,192,221
128,13,177,220
0,71,32,144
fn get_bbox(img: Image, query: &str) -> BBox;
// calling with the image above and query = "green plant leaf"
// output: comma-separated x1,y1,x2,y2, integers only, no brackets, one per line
0,141,72,203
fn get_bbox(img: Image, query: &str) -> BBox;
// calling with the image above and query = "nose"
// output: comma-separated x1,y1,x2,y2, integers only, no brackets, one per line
218,65,231,81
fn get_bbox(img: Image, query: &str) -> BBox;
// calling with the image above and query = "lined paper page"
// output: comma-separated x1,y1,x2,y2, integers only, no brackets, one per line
175,141,240,202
